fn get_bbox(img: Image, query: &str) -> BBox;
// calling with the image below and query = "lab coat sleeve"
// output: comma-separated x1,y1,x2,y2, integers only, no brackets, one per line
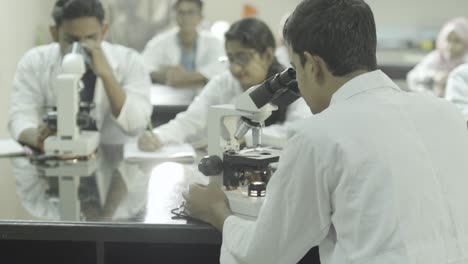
247,98,312,148
445,64,468,121
197,36,226,80
221,133,332,264
406,51,439,94
113,51,153,136
155,75,225,144
141,35,166,73
8,50,46,140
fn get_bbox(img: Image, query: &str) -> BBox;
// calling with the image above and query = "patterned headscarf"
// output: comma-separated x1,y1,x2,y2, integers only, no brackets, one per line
435,17,468,70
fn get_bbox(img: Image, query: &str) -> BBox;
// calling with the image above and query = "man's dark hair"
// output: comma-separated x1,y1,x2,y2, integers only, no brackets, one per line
225,18,276,54
283,0,377,76
52,0,105,27
174,0,203,11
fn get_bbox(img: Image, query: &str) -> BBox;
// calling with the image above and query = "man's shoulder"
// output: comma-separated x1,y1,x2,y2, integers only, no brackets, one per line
21,43,60,65
289,115,335,144
103,41,137,55
102,41,143,64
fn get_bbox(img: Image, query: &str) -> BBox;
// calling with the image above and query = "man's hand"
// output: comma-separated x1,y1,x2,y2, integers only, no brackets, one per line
18,124,56,153
166,65,188,87
80,40,114,79
81,40,126,118
433,71,449,97
150,65,171,84
138,131,164,152
183,183,233,231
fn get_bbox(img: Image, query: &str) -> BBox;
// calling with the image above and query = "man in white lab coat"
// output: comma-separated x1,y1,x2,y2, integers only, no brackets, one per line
445,63,468,126
141,0,225,88
183,0,468,263
9,0,152,151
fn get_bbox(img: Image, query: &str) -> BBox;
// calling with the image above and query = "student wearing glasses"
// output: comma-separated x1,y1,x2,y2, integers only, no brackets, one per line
141,0,225,88
138,18,311,151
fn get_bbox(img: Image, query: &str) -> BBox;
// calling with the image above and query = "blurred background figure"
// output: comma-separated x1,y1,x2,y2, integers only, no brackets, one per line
275,12,292,68
142,0,225,88
107,0,173,52
407,17,468,97
444,63,468,123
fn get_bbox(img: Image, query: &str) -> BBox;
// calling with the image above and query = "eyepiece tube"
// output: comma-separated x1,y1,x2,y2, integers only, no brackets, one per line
71,42,81,54
249,68,297,109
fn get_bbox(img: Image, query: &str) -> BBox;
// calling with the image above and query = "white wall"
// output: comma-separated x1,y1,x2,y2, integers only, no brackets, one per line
368,0,468,30
202,0,468,36
0,0,55,138
202,0,301,38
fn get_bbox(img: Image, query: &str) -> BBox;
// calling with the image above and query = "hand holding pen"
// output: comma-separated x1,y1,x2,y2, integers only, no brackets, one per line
138,119,163,152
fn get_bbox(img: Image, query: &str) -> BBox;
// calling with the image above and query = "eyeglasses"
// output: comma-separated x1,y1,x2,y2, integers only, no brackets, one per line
176,10,201,17
220,50,256,67
170,202,189,220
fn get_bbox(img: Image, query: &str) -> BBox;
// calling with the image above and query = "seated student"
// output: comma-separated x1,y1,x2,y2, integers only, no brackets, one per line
138,18,311,151
445,63,468,124
407,17,468,97
183,0,468,263
142,0,225,88
8,0,152,151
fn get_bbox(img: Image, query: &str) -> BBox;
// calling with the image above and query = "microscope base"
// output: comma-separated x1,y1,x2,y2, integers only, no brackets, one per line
44,131,99,156
225,188,264,219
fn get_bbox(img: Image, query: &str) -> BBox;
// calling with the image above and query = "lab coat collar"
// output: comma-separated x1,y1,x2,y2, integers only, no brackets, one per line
330,70,401,105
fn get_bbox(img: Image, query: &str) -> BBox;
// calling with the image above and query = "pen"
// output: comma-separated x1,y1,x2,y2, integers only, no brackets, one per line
147,117,154,132
147,118,156,139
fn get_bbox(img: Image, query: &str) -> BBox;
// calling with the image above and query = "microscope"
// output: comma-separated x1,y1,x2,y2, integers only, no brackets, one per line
198,68,301,218
43,42,99,157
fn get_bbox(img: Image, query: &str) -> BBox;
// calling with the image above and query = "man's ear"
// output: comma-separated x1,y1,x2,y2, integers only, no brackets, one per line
303,51,317,73
49,25,59,42
304,51,326,84
101,23,109,38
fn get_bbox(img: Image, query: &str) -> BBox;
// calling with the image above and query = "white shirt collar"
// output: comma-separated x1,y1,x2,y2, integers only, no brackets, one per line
330,70,400,105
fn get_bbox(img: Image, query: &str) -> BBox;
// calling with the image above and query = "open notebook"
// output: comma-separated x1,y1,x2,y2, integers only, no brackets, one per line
123,142,196,163
0,139,26,157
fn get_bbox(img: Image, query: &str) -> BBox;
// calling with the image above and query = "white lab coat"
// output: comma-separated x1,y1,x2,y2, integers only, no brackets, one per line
445,63,468,121
155,71,311,149
9,42,152,145
142,29,226,79
221,70,468,264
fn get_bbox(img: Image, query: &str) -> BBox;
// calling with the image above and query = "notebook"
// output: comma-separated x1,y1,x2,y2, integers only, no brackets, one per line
0,139,26,157
123,142,196,163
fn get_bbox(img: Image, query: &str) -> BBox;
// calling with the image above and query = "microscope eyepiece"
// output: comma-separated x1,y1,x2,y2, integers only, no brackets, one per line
249,68,300,109
269,68,296,93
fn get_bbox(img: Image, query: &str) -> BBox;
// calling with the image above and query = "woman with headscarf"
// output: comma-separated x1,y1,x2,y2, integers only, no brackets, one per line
407,17,468,97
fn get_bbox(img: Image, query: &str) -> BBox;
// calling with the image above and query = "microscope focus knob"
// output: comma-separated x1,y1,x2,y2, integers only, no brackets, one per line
198,155,223,176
